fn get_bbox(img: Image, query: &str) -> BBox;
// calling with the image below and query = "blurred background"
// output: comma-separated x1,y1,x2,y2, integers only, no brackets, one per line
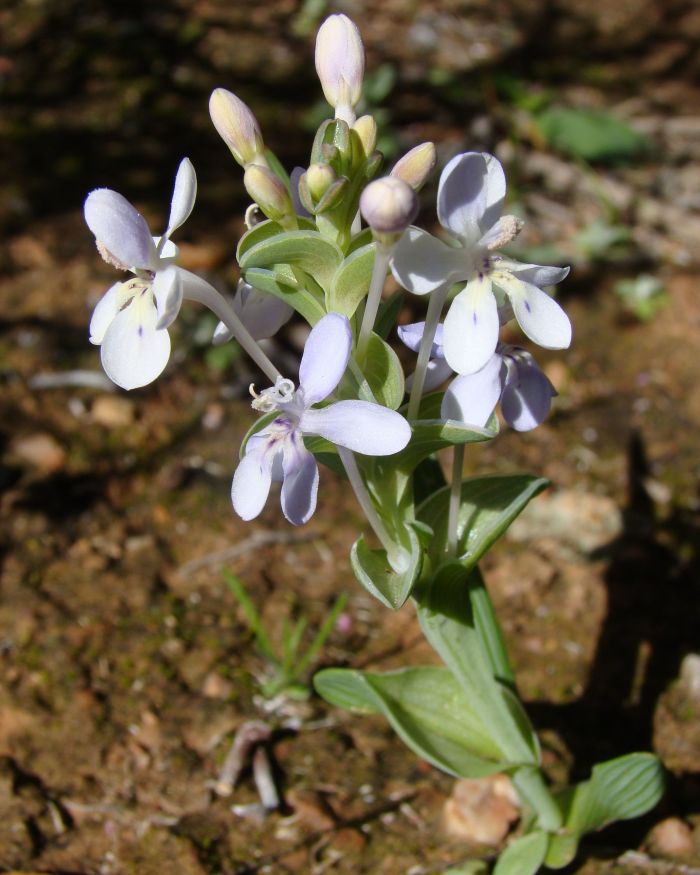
1,1,699,872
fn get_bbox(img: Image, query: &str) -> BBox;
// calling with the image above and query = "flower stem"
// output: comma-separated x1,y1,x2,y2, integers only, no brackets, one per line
337,446,405,571
356,243,391,361
406,283,449,421
180,269,281,384
447,443,464,556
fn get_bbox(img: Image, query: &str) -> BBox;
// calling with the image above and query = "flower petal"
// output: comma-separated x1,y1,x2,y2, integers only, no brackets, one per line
442,280,499,375
299,312,352,405
437,152,506,244
89,282,122,345
84,188,156,270
391,226,466,295
503,260,570,288
406,357,453,393
441,354,504,427
300,400,410,455
100,294,170,390
501,358,555,431
231,444,275,521
281,438,319,525
165,158,197,237
153,265,183,330
233,281,294,340
502,277,572,350
397,321,445,358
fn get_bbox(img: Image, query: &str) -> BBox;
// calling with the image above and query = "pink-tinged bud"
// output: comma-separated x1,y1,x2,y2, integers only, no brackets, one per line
315,15,365,123
243,165,293,222
390,142,437,191
353,115,378,156
360,176,418,238
209,88,265,167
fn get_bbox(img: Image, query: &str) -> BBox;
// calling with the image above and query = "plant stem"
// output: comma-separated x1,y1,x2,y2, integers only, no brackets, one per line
337,446,406,571
447,443,464,556
180,269,281,383
356,243,391,361
406,283,450,421
512,765,563,832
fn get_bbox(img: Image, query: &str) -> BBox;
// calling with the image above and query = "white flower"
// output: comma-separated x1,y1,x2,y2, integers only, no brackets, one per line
85,159,197,390
391,152,571,375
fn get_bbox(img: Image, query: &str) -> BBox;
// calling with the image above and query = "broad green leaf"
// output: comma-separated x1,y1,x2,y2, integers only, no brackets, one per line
416,564,538,764
239,230,343,290
493,831,548,875
314,666,507,777
361,332,405,410
350,524,422,609
328,243,375,317
416,474,548,566
543,832,579,869
347,227,373,254
390,392,497,473
243,267,326,325
236,217,315,261
536,107,651,164
468,570,515,686
564,752,664,836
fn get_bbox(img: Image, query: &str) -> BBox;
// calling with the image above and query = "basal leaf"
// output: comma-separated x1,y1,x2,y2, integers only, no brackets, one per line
564,752,665,837
493,831,548,875
536,107,651,164
328,243,375,317
239,230,343,291
416,474,549,566
314,666,508,777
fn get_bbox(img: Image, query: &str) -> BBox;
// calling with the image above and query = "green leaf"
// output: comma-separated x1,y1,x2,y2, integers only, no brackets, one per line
390,392,498,473
236,217,315,261
361,332,405,410
314,666,508,777
303,434,345,477
536,107,651,164
564,752,665,836
238,229,343,291
243,267,327,325
328,243,375,317
543,831,579,869
350,524,422,609
416,474,549,566
374,289,404,340
493,831,548,875
416,564,538,764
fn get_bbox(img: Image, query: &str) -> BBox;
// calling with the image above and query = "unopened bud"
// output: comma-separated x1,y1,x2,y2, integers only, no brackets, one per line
209,88,265,167
353,115,378,156
244,165,293,222
391,142,436,191
315,15,365,123
306,163,336,201
360,176,418,238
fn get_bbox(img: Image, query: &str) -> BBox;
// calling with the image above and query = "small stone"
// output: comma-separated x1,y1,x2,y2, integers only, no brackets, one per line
12,432,66,473
679,654,700,702
443,774,519,846
91,395,135,427
202,671,234,699
647,817,694,858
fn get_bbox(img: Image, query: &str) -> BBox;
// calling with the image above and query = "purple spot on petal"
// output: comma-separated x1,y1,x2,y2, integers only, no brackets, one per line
472,311,478,326
138,325,144,337
524,301,532,313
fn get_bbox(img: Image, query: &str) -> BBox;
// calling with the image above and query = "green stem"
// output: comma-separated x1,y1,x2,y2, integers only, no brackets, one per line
447,443,464,557
512,765,563,833
406,283,450,421
356,243,391,361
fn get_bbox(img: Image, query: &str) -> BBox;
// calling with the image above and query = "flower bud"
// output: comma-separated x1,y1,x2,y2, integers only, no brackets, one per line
391,142,437,191
209,88,265,167
315,15,365,123
244,165,293,222
353,115,378,156
360,176,418,238
306,163,336,201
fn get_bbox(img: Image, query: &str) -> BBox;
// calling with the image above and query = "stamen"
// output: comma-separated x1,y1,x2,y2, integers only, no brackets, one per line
485,215,524,251
250,376,296,412
96,240,130,271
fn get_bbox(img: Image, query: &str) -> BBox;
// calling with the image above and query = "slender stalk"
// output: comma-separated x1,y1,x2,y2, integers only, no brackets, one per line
356,243,391,361
337,446,406,572
406,283,450,421
447,443,464,556
179,269,280,383
512,765,563,832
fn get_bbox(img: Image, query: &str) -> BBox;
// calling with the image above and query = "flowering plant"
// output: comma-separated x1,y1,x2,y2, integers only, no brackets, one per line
84,14,663,873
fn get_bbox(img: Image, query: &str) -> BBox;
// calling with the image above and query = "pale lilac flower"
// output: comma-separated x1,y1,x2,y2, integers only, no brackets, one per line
85,159,197,390
391,151,571,375
399,321,556,431
213,280,293,345
232,313,411,525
